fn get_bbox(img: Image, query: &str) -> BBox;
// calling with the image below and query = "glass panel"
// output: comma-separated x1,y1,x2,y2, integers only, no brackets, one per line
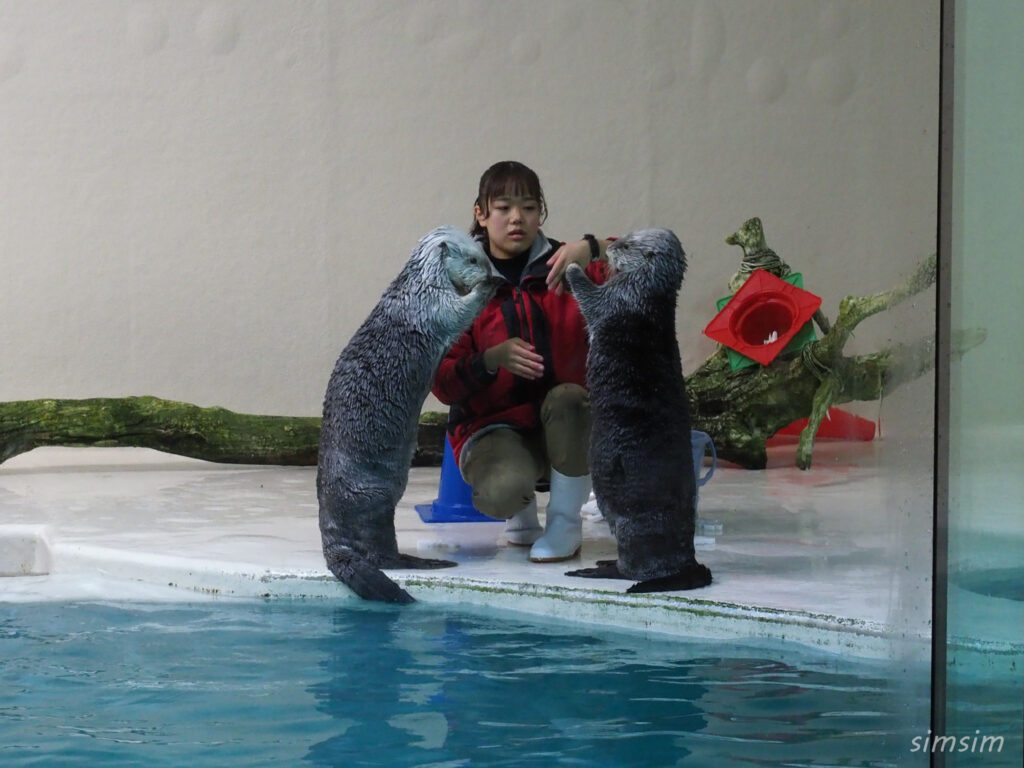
944,1,1024,764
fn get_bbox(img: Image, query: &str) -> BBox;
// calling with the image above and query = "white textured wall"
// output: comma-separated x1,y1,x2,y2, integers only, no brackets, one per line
0,0,938,418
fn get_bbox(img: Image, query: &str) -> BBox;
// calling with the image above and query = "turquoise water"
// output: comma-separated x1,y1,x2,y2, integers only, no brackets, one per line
0,600,940,766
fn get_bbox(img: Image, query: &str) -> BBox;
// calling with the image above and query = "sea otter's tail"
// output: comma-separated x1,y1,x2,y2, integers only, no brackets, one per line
324,547,415,604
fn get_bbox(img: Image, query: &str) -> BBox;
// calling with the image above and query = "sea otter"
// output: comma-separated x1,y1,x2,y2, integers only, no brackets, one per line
563,228,712,593
318,226,499,603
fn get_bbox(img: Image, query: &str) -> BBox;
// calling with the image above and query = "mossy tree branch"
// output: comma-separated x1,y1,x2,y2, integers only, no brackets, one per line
0,397,322,466
0,397,451,468
0,258,982,472
793,255,937,468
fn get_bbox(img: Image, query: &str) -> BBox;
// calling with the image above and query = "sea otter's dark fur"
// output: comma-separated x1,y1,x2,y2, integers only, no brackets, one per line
318,227,499,603
564,228,712,593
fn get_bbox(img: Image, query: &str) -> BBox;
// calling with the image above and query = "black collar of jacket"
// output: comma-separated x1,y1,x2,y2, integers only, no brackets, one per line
478,233,563,285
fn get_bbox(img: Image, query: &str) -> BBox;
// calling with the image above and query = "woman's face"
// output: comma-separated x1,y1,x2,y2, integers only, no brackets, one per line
475,194,542,261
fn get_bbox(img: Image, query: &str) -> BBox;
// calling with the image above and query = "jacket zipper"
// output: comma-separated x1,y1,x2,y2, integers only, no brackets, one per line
515,286,532,346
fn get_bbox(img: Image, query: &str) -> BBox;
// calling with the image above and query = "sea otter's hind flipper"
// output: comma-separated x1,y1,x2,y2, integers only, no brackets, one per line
626,563,712,593
325,548,415,604
567,561,713,593
392,553,458,569
565,560,625,580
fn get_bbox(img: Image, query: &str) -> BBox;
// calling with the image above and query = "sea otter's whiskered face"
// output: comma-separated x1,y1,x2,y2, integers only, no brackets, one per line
606,228,686,288
433,228,491,296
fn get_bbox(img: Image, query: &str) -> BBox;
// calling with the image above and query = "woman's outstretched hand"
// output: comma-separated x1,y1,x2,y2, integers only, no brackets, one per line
546,240,593,295
483,338,545,380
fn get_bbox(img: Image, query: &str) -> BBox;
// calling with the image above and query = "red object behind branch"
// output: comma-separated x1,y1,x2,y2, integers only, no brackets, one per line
768,408,877,444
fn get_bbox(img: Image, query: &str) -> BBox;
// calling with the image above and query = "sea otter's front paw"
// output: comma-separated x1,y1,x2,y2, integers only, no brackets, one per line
564,262,586,290
464,276,502,310
564,263,599,312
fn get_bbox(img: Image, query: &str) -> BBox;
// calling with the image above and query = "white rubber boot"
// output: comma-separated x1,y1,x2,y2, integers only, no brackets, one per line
504,497,541,546
530,470,591,562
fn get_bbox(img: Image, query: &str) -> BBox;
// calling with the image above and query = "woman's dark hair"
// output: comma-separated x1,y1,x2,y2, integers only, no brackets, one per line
470,161,548,239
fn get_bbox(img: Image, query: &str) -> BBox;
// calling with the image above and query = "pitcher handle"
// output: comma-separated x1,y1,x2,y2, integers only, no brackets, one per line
691,430,716,488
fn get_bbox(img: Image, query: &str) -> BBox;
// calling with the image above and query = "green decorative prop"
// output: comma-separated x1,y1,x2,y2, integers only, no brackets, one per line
726,216,831,335
711,272,819,371
689,251,978,469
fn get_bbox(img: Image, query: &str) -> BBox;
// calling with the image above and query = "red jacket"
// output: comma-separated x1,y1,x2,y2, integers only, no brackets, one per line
432,235,608,465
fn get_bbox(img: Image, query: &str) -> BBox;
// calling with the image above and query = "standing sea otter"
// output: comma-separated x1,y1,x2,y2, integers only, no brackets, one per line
318,227,499,603
563,228,712,593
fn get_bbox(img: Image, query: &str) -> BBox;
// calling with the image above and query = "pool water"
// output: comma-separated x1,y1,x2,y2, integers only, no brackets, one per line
1,600,933,767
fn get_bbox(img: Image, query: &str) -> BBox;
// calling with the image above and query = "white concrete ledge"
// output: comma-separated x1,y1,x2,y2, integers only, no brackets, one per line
46,540,928,661
0,448,948,665
0,525,53,576
400,573,912,659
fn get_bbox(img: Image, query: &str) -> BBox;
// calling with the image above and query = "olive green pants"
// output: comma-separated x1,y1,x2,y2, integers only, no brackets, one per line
461,383,591,520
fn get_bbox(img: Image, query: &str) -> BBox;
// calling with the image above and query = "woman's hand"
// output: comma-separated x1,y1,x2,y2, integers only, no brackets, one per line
546,240,593,295
483,338,545,380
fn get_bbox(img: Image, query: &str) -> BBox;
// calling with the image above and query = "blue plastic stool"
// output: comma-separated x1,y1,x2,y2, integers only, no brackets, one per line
415,439,501,523
417,432,718,525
